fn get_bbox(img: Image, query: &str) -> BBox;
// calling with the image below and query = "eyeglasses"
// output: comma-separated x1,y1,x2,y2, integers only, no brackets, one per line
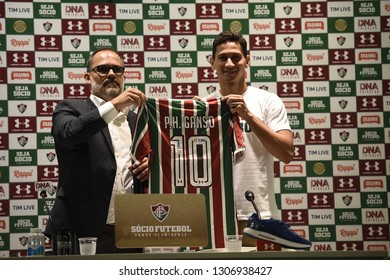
89,65,125,76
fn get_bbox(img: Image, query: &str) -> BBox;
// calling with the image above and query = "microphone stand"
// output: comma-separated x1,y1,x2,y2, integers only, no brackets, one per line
245,190,261,220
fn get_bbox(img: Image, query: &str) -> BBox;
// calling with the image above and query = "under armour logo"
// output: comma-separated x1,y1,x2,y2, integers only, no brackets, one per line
201,5,216,15
338,178,354,188
122,53,139,64
202,69,217,79
362,97,377,108
40,37,56,47
15,184,32,195
43,167,59,177
95,5,110,15
254,36,270,46
281,20,295,29
364,161,380,171
263,243,277,250
368,226,383,237
287,211,303,221
175,21,190,31
308,67,323,77
67,21,83,31
69,85,85,96
294,146,300,156
41,101,57,112
282,83,297,93
334,51,349,60
342,243,358,251
306,3,321,13
13,53,29,63
15,119,30,128
336,114,351,124
310,130,325,140
177,85,192,95
313,195,328,204
360,34,375,44
149,37,165,47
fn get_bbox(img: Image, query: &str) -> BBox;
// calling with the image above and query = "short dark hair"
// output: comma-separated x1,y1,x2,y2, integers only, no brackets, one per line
86,48,124,72
212,31,247,59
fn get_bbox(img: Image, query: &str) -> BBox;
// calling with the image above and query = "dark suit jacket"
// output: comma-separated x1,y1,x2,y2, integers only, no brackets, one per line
45,98,145,239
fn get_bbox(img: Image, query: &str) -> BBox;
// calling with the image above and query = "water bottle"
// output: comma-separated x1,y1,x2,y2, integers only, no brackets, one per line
27,228,45,256
52,228,77,255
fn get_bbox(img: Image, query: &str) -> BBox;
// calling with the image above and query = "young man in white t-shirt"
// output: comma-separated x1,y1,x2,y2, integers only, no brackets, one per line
206,31,311,250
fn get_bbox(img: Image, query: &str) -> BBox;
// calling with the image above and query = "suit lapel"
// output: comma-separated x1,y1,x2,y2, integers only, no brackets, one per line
85,98,115,156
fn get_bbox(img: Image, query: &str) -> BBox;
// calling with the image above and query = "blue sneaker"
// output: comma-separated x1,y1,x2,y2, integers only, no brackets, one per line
243,213,312,249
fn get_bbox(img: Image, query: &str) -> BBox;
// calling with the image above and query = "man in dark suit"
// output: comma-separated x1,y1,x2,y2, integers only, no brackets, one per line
45,48,148,254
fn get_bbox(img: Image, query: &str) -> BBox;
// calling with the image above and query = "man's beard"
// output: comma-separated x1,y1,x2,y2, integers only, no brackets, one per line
91,80,122,101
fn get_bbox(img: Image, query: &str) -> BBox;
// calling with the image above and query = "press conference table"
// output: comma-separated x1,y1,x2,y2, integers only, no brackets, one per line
18,249,389,260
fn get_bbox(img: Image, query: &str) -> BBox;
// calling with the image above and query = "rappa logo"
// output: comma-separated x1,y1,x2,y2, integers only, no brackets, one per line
282,194,307,209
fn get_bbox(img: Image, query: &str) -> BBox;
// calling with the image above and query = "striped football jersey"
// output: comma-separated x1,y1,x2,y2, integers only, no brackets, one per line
131,97,245,249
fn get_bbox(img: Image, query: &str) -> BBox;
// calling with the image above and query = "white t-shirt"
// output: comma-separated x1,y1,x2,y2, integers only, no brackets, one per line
234,86,291,220
206,86,291,220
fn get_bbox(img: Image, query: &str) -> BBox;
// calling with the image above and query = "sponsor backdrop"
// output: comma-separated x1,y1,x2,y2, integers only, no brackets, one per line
0,0,389,257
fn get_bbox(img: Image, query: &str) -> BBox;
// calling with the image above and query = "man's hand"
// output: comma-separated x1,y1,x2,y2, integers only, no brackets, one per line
221,95,251,120
192,95,203,101
129,157,149,182
111,87,146,112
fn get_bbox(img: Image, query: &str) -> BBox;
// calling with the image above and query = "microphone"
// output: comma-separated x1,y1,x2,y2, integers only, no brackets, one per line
245,190,261,220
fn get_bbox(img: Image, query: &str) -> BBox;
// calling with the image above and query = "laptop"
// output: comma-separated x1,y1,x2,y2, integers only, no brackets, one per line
114,193,208,248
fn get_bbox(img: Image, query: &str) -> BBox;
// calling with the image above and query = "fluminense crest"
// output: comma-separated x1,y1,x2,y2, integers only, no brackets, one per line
151,202,170,222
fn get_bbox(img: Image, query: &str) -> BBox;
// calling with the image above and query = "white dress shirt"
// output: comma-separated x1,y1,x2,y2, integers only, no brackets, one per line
89,95,134,225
